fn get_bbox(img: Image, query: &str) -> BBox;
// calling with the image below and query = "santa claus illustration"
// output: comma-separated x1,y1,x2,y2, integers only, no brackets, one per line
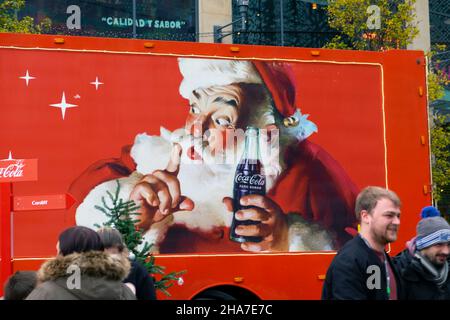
69,58,359,253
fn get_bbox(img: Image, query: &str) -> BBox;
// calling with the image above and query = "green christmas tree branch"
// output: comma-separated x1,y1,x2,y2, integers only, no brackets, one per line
94,180,186,296
0,0,51,33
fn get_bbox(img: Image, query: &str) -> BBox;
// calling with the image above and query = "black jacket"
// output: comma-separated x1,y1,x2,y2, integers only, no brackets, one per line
124,260,157,300
322,235,402,300
394,249,450,300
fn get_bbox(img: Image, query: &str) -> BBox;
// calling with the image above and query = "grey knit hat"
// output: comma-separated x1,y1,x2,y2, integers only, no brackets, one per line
416,206,450,250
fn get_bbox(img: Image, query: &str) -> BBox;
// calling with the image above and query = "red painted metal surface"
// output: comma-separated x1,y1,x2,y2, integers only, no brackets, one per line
0,33,431,299
0,183,12,297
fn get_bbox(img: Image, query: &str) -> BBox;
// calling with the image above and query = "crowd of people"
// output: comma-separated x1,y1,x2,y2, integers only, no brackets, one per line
2,186,449,300
322,186,450,300
2,226,156,300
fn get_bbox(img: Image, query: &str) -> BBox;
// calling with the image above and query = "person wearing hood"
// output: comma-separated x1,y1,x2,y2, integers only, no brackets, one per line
394,206,450,300
3,271,38,300
26,226,136,300
97,227,157,300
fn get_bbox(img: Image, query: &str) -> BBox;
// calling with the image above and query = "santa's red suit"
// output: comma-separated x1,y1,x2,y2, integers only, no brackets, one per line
68,59,359,253
68,139,358,252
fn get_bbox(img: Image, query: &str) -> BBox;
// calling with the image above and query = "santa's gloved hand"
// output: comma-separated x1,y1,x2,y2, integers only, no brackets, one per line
223,195,289,252
129,143,195,231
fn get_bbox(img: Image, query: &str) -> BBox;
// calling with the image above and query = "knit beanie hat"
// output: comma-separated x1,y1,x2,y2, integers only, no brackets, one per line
415,206,450,250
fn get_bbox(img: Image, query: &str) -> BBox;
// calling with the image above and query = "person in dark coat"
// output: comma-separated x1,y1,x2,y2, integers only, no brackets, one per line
97,227,157,300
322,186,402,300
394,206,450,300
26,226,135,300
3,271,37,300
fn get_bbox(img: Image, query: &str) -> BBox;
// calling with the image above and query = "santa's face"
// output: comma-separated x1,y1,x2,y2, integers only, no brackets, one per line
180,83,281,178
185,84,244,161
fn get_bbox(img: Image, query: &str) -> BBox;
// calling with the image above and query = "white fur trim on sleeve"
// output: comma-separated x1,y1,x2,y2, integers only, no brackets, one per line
130,132,172,175
75,172,143,230
287,213,334,251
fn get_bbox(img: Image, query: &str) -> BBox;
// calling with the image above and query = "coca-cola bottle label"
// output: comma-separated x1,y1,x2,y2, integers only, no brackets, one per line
230,127,266,244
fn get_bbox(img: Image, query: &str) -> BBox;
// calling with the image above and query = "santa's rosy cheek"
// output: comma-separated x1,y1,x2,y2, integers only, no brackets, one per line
221,130,230,150
187,146,202,160
185,116,195,132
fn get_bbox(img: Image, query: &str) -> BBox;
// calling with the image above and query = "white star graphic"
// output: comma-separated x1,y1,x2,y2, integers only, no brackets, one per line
74,94,81,99
50,92,78,120
90,77,104,90
19,70,36,86
1,151,14,160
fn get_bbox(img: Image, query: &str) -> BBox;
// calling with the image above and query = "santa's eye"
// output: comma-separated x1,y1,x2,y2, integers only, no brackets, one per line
190,105,200,114
215,117,231,126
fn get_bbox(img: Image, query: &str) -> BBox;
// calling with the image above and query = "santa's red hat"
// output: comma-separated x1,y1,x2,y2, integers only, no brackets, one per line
178,58,317,138
178,58,262,99
252,61,299,123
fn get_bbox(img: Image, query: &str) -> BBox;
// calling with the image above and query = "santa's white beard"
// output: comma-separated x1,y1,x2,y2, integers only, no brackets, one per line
130,127,282,232
75,125,284,253
75,123,335,252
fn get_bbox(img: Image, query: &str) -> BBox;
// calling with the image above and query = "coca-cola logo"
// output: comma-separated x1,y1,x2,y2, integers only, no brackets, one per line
0,160,25,178
234,173,266,186
0,158,37,182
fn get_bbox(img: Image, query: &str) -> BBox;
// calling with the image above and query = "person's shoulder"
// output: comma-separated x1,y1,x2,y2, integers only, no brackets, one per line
128,259,151,280
121,283,137,300
328,237,364,268
336,236,367,256
130,259,146,272
393,248,412,268
400,256,428,282
25,281,61,300
332,236,377,268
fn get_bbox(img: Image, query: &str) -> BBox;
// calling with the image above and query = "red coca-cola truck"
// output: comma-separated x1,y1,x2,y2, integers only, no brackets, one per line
0,32,431,299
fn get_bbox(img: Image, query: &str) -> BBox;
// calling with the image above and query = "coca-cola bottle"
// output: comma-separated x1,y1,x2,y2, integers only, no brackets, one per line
230,126,266,243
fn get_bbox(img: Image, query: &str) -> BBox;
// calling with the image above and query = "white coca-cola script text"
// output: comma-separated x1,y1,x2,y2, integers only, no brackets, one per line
0,160,25,178
234,173,265,186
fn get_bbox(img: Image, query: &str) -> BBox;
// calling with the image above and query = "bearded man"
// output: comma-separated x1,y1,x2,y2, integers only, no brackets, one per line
69,58,358,253
322,186,402,300
394,206,450,300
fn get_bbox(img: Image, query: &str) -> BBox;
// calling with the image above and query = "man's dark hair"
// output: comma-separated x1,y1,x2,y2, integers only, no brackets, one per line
97,227,125,252
58,226,104,256
3,271,37,300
